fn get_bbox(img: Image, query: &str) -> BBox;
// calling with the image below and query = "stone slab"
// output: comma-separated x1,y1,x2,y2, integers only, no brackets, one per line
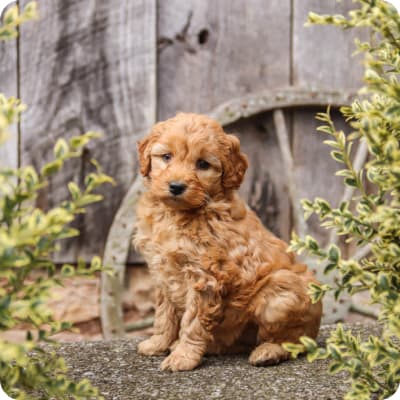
57,323,381,400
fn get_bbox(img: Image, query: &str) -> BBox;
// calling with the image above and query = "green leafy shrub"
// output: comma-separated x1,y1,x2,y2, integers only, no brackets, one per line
284,1,400,399
0,2,37,40
0,4,113,399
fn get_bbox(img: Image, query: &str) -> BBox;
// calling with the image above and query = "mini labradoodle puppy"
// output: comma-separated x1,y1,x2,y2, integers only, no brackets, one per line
134,113,322,372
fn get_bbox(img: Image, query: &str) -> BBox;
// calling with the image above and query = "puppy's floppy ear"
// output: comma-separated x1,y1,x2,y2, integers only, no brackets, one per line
137,136,151,176
222,134,248,190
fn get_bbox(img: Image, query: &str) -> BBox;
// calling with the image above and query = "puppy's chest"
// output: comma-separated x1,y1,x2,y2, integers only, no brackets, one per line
141,216,214,307
149,231,200,310
143,213,212,261
151,226,205,272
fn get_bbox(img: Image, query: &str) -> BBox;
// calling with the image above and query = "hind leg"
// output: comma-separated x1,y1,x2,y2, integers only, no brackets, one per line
249,270,322,366
248,322,306,366
249,342,290,366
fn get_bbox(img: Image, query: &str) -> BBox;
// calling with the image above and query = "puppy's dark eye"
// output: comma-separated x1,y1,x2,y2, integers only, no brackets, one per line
162,153,172,162
196,159,210,170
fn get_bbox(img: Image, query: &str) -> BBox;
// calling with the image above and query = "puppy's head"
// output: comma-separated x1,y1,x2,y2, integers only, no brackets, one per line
137,113,248,210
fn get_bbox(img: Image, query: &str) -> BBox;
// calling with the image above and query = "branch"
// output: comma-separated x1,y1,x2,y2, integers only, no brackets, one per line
329,139,369,247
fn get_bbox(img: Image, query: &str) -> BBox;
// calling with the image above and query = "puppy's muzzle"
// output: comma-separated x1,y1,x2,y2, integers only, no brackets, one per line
169,181,187,196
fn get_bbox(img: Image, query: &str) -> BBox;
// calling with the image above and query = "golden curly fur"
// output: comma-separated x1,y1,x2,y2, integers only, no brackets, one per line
134,113,322,371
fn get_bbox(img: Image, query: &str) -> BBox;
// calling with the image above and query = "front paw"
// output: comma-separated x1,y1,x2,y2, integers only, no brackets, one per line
161,351,201,372
137,337,169,356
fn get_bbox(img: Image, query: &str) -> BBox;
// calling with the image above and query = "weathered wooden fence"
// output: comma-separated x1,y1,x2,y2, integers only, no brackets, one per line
0,0,365,266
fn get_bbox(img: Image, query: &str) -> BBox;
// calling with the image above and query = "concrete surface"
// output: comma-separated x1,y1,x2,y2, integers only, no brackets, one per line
57,323,381,400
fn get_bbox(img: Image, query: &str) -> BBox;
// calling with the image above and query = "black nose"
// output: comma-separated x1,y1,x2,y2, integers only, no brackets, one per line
169,181,187,196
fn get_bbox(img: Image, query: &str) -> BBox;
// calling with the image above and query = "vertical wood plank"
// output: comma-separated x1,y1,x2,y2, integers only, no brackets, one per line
0,33,18,169
292,0,366,243
19,0,156,262
292,108,351,243
158,0,292,239
293,0,365,89
292,0,366,321
293,0,365,242
158,0,291,120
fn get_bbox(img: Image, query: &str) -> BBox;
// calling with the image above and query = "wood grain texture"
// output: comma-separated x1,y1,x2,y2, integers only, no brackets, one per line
292,0,367,321
158,0,292,240
292,0,366,243
293,0,366,89
11,0,367,276
0,35,18,169
292,107,352,242
157,0,291,121
19,0,156,262
292,108,355,323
